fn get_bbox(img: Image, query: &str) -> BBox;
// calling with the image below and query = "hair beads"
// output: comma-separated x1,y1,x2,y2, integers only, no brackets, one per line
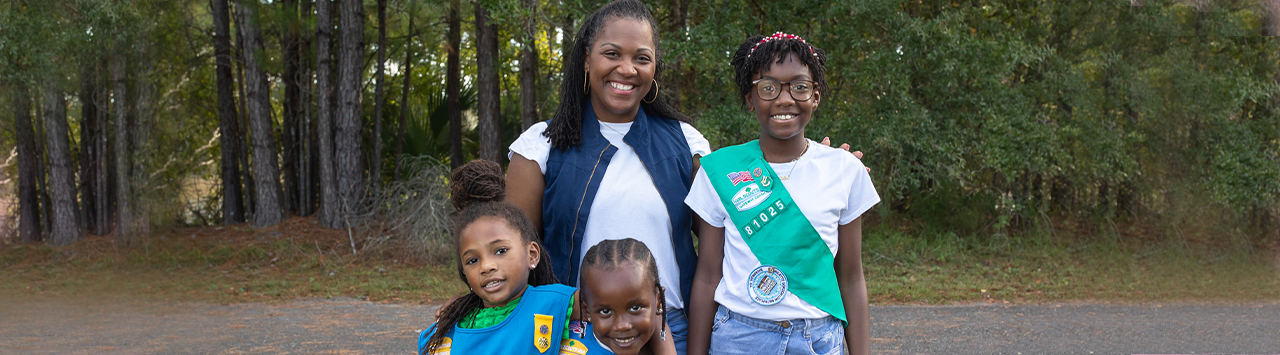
747,32,816,59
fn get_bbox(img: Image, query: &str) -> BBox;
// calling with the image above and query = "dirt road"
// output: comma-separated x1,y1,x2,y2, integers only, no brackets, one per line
1,296,1277,354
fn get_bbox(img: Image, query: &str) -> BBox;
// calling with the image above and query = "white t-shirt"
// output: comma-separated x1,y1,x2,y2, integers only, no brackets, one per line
508,120,711,310
684,140,880,321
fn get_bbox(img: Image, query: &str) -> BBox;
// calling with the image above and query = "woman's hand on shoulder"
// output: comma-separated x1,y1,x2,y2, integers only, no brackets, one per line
820,137,870,173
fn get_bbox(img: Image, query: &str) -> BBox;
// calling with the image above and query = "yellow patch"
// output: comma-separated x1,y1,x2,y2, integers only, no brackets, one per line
559,339,589,355
534,314,554,353
429,337,452,355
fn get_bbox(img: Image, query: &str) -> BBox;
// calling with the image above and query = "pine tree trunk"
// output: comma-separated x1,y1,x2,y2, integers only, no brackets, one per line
43,86,81,245
372,0,386,189
233,3,256,221
476,2,501,162
395,15,413,182
520,0,539,131
298,0,315,217
132,44,154,237
35,93,50,242
315,0,341,228
78,65,101,233
13,85,42,243
213,0,245,224
237,0,285,227
113,53,132,244
447,0,462,169
336,0,366,216
282,0,301,216
96,61,112,236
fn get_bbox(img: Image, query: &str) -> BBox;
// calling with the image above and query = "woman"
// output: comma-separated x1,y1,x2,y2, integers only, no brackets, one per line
507,2,702,354
506,2,863,354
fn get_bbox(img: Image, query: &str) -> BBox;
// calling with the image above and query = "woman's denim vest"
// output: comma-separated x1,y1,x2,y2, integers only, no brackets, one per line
541,103,696,306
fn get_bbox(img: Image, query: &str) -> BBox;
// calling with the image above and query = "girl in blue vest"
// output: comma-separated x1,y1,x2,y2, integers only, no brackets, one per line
685,34,880,355
418,159,570,355
420,160,674,355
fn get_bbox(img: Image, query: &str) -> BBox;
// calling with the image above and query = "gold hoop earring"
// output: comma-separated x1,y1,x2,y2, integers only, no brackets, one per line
643,79,659,103
583,70,589,94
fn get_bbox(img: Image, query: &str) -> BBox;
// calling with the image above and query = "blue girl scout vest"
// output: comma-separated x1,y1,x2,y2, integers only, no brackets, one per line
541,103,697,305
559,321,615,355
418,284,575,355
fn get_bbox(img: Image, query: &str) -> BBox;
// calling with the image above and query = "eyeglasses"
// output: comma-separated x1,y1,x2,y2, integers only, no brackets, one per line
751,78,816,101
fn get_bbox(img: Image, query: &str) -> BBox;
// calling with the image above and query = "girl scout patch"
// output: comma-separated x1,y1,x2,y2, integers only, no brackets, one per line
567,320,586,338
727,171,754,186
748,265,788,305
731,183,771,212
534,314,554,353
559,339,589,355
429,337,451,355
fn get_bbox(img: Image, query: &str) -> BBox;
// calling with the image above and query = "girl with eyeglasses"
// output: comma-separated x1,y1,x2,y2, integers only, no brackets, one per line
684,33,880,355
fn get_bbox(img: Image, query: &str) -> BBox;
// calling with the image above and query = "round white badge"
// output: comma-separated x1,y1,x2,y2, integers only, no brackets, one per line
748,265,788,305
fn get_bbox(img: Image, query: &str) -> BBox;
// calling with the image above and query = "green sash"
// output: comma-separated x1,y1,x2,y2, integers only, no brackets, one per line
700,140,846,323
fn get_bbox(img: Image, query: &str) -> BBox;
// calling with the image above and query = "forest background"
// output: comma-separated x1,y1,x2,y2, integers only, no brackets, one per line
0,0,1278,304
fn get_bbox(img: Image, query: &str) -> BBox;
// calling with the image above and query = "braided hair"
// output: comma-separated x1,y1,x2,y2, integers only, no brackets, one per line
544,0,689,150
578,238,666,338
729,33,829,109
422,159,560,355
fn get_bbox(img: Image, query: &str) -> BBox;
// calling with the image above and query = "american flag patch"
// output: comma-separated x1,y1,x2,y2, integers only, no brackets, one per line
568,320,586,337
727,171,754,186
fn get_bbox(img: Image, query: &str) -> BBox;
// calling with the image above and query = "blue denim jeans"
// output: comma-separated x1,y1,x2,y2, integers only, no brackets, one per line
709,305,846,355
668,307,689,355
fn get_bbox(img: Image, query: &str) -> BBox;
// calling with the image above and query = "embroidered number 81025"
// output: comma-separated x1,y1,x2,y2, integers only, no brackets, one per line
744,200,787,236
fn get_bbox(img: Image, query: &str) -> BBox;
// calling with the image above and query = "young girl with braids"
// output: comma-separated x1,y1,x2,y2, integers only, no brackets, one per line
565,238,673,355
685,33,880,355
419,160,673,355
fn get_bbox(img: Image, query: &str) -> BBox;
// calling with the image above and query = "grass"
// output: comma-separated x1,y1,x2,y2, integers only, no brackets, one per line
862,218,1280,304
0,217,466,304
1,216,1276,306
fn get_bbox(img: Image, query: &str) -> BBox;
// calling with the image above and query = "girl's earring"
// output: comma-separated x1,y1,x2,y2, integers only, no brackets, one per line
583,70,589,94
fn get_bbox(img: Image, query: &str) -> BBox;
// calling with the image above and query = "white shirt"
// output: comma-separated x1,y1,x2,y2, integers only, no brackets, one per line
684,140,880,321
509,120,711,310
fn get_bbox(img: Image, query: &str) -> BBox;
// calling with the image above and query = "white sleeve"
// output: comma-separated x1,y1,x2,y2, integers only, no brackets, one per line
680,122,712,157
507,121,552,174
685,167,729,228
840,156,881,225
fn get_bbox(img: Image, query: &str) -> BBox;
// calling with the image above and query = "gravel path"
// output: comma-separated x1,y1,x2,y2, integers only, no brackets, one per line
1,296,1277,354
0,296,437,354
